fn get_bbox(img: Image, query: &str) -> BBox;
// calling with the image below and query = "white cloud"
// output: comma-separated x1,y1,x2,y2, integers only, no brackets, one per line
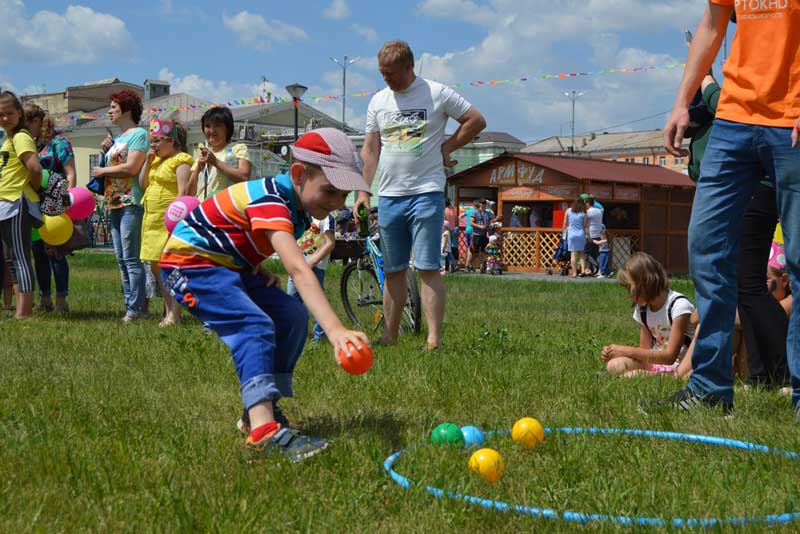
409,0,704,140
157,67,281,104
350,23,378,43
161,0,172,15
324,0,350,20
0,1,134,64
418,0,499,26
223,10,308,52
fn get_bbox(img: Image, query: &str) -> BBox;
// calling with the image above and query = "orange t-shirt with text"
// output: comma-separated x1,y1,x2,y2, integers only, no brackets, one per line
711,0,799,127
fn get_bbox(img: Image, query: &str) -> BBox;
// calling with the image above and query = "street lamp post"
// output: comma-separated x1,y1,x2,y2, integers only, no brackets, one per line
285,83,308,140
563,90,585,153
329,55,358,130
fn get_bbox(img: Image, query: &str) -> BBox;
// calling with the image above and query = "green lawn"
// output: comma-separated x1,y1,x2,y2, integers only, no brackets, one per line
1,253,799,532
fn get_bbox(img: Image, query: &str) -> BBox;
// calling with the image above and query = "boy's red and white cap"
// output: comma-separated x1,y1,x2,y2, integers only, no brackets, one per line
292,128,370,192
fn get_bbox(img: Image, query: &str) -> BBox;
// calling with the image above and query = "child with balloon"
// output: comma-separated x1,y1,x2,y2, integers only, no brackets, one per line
26,104,77,312
138,117,193,326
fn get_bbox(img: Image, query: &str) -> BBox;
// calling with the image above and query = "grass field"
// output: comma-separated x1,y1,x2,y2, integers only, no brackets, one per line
2,253,799,532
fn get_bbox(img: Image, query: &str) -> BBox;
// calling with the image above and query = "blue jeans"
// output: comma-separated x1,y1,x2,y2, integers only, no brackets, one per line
598,250,611,276
687,119,800,407
32,240,69,297
109,205,145,317
287,266,326,341
162,266,308,410
378,191,445,273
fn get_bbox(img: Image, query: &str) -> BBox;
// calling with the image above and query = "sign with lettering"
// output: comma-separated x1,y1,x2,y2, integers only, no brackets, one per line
517,162,545,185
489,163,517,185
500,186,537,200
540,184,579,199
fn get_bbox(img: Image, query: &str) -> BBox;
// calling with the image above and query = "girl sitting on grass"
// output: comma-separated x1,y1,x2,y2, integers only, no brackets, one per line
602,252,695,378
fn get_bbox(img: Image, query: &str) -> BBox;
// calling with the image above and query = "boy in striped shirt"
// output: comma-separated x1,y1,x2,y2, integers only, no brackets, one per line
160,128,370,462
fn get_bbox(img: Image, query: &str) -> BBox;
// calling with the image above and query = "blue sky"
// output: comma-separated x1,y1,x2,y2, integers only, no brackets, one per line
1,0,723,142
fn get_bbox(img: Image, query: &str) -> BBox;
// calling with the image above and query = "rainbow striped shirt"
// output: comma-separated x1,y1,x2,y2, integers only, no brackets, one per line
160,174,309,271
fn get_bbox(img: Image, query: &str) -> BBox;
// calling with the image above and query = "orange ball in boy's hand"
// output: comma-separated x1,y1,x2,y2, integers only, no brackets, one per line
338,342,374,375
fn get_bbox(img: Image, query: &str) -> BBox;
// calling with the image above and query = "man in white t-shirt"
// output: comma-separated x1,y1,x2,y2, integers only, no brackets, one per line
584,197,604,274
354,40,486,350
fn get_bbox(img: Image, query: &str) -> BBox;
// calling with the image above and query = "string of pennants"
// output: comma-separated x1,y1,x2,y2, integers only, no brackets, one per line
56,62,685,124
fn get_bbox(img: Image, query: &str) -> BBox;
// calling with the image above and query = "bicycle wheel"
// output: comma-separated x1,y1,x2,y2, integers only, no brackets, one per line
341,261,384,331
402,269,422,334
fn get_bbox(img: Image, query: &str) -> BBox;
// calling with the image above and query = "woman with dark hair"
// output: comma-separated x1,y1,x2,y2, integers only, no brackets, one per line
563,197,588,278
25,103,77,312
0,91,42,318
90,90,149,322
190,106,252,201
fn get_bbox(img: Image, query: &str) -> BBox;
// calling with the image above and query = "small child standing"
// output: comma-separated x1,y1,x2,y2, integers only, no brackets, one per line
288,213,336,342
160,128,370,462
602,252,695,377
485,233,501,274
440,222,453,273
594,227,612,278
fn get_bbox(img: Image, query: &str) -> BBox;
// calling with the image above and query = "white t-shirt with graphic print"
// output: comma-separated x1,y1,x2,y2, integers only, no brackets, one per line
297,215,334,270
366,77,472,197
631,289,695,353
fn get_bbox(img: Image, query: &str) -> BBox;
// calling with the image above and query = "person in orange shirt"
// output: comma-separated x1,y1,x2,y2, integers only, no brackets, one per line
644,1,800,417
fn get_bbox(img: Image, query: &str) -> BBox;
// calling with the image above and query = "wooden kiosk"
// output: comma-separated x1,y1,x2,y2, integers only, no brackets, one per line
448,153,695,273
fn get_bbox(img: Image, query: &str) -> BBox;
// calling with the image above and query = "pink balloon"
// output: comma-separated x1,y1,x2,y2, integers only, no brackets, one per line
164,196,200,233
66,187,96,220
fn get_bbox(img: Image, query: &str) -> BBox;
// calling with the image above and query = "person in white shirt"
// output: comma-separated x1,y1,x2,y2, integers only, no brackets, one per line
354,40,486,350
584,197,604,274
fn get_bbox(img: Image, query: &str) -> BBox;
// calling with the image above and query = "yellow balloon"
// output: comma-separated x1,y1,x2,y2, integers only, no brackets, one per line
39,214,74,246
468,448,504,484
512,417,545,449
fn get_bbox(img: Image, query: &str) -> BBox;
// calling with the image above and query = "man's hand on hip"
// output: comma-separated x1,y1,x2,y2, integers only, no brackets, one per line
792,119,800,149
442,145,458,168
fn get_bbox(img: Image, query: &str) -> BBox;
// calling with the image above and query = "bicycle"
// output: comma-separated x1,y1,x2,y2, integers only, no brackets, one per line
340,235,422,335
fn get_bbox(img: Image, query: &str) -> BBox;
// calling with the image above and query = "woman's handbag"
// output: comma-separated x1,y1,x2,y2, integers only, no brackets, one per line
86,151,107,195
52,218,91,256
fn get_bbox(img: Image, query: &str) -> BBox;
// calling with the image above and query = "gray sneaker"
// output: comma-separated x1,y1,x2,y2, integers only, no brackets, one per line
638,386,733,416
246,427,329,463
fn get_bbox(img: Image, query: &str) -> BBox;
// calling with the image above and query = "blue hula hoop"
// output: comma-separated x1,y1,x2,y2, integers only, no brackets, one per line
383,427,800,528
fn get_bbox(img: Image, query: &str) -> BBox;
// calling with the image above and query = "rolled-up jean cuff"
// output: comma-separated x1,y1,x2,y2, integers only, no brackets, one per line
241,374,281,410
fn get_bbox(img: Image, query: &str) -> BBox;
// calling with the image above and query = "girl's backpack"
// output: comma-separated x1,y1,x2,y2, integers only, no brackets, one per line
39,137,70,216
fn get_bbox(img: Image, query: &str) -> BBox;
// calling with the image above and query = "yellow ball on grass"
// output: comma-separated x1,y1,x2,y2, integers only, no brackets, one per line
511,417,545,449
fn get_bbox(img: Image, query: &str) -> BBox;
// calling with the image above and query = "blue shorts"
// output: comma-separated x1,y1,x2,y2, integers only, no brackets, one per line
465,232,473,247
378,192,445,273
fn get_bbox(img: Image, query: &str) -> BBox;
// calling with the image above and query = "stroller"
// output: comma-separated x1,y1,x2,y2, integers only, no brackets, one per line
546,230,571,276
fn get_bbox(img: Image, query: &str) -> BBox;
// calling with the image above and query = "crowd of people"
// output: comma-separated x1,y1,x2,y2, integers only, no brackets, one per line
1,6,798,465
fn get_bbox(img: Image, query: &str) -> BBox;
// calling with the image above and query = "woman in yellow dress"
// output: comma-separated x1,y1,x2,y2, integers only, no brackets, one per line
139,118,193,326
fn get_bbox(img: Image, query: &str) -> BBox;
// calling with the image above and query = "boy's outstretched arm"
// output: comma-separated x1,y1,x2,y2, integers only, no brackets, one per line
269,230,370,361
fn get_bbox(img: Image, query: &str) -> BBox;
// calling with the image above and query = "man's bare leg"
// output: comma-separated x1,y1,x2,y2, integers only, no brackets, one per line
418,268,445,349
382,269,407,344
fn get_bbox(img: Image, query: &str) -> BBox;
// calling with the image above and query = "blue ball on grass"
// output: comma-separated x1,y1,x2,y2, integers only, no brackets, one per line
460,425,485,447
